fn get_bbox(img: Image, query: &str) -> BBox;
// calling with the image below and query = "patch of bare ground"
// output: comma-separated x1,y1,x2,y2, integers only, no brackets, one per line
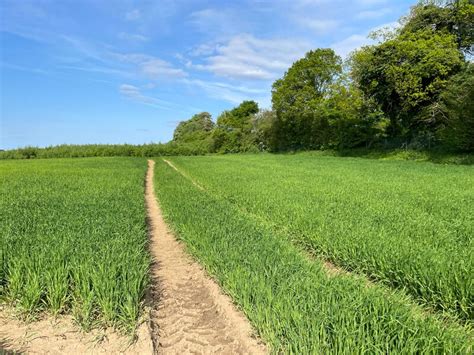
146,160,266,355
0,306,153,354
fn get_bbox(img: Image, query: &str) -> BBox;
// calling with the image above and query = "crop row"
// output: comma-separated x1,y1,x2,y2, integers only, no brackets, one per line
154,158,473,353
0,158,150,331
167,154,474,322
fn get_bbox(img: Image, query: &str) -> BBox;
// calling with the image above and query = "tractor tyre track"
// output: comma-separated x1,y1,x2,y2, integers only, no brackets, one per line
146,160,266,355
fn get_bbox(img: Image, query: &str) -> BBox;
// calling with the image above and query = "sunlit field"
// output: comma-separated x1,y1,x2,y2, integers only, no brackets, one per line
0,158,150,332
154,154,473,352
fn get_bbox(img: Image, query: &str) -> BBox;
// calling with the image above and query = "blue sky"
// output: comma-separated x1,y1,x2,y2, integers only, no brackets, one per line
0,0,415,149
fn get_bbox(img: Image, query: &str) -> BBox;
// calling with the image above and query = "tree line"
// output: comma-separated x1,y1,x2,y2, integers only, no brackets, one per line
2,0,473,160
172,0,474,153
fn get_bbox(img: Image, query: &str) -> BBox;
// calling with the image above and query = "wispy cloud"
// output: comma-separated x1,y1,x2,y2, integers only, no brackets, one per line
118,32,149,42
119,84,174,109
183,78,269,106
331,21,400,58
1,62,49,75
331,35,371,58
58,64,130,77
114,53,187,79
298,19,339,33
188,8,246,36
189,34,311,81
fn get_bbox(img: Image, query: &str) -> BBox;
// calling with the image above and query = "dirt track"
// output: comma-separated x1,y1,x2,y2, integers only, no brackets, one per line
0,160,265,354
146,159,266,354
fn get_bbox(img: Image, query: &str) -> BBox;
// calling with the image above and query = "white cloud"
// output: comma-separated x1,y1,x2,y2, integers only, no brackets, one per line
298,19,339,33
1,62,49,75
184,79,270,106
142,59,187,79
119,84,174,109
188,8,244,35
118,32,149,42
114,53,187,79
125,9,141,21
190,34,311,81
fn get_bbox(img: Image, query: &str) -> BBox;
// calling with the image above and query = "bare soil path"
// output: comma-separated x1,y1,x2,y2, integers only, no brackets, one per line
0,307,153,354
146,159,266,355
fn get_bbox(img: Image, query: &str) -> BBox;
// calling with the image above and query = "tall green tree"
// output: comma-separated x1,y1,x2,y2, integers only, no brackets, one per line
173,112,214,143
351,28,464,139
212,101,259,153
172,112,215,152
271,49,343,150
320,80,388,149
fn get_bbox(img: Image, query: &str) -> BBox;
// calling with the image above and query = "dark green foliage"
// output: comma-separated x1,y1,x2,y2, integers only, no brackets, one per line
401,0,474,54
252,109,277,151
211,100,260,153
351,29,464,138
349,0,472,148
436,63,474,150
216,100,259,130
270,49,388,151
271,49,343,150
173,112,214,144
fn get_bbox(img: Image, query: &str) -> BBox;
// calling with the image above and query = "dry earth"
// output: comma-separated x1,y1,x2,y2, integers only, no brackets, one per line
147,159,266,354
0,307,153,354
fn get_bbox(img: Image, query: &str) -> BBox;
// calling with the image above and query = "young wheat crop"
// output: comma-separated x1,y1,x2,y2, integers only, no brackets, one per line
0,158,150,332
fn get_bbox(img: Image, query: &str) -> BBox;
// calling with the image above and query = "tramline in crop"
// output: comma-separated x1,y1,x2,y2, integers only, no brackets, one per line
153,157,473,353
166,154,474,323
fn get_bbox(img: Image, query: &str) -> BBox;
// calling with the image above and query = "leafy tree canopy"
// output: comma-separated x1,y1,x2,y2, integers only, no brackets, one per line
216,100,259,130
270,49,343,150
401,0,474,54
351,28,464,136
272,49,342,117
173,112,214,143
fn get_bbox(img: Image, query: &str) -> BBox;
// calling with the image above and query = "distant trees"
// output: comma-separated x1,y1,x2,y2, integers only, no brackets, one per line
211,100,259,153
172,112,215,152
170,1,474,153
351,29,463,140
171,101,261,154
173,112,214,142
350,0,473,149
271,49,342,150
266,0,472,152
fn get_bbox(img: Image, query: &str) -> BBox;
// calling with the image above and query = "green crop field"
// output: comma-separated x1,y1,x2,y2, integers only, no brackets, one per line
1,154,473,352
154,155,474,352
162,154,474,322
0,158,150,332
